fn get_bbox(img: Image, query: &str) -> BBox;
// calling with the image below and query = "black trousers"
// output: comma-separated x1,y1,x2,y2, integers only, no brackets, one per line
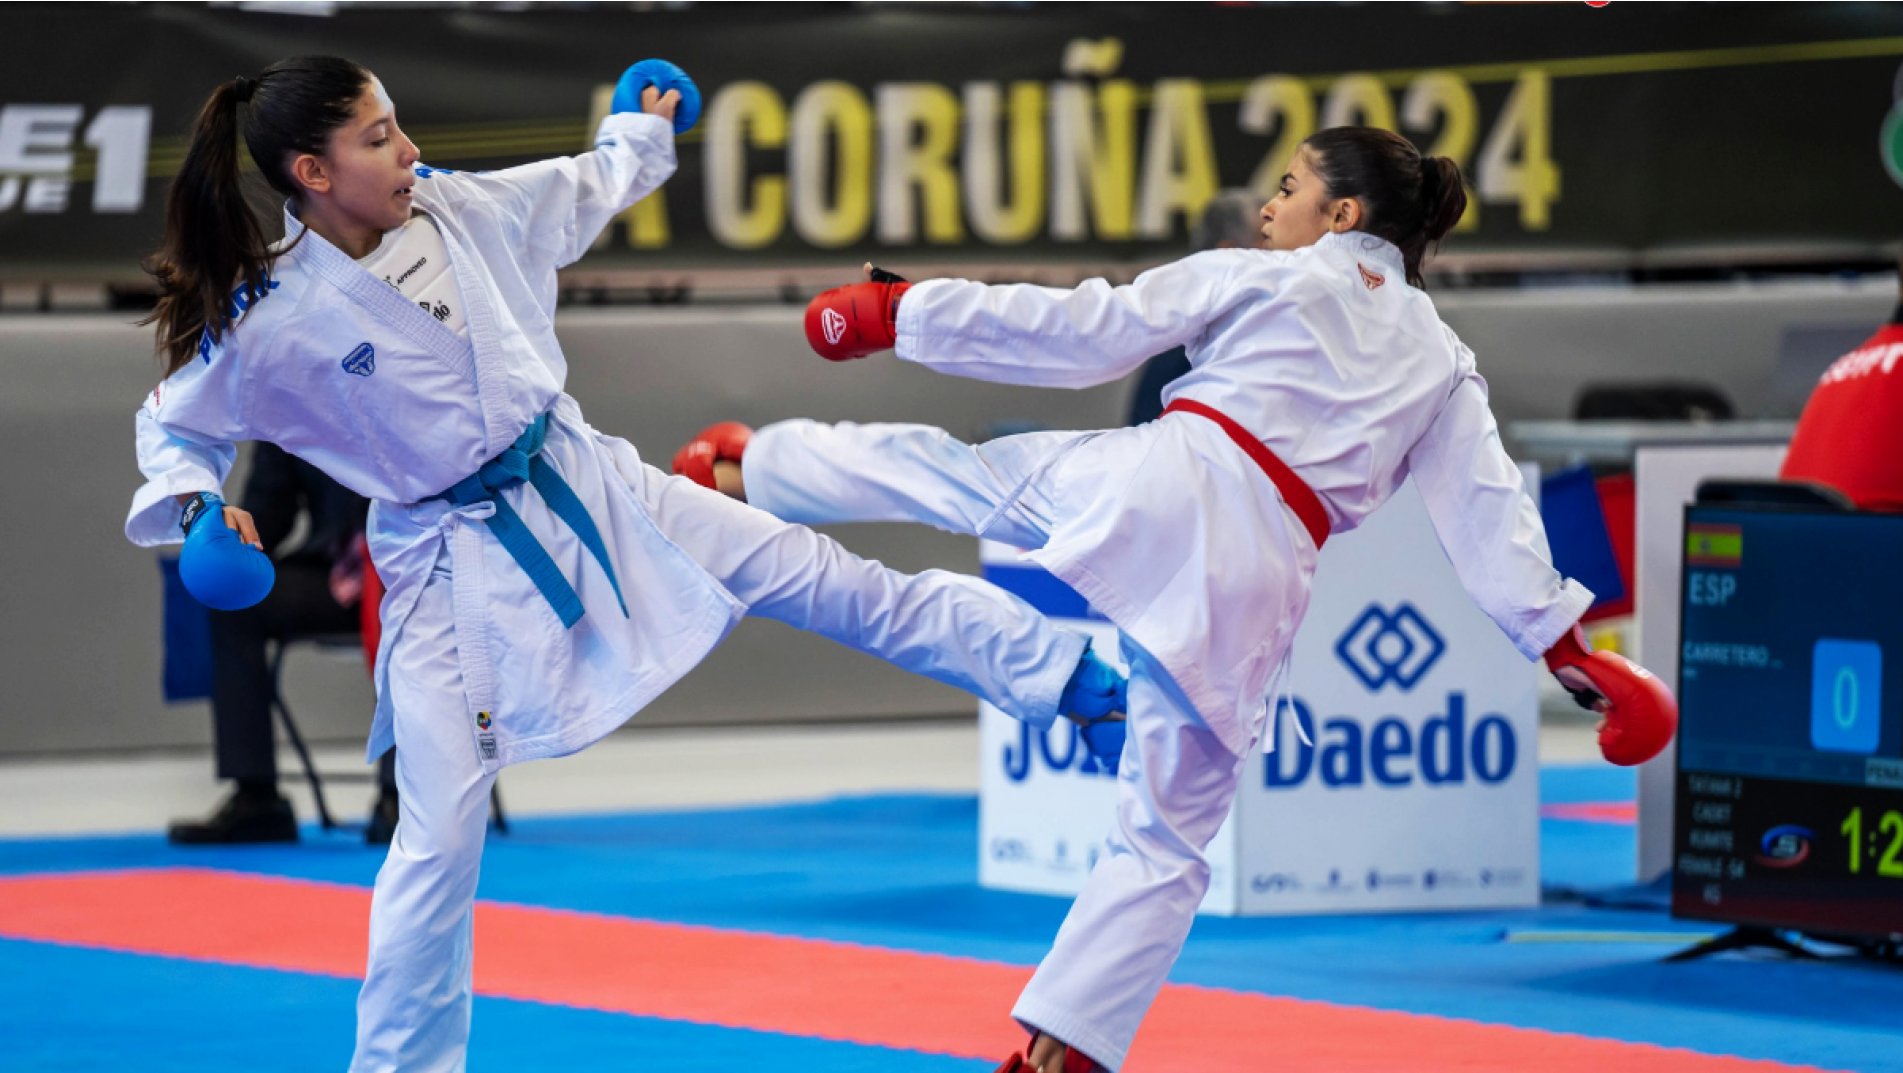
208,560,392,790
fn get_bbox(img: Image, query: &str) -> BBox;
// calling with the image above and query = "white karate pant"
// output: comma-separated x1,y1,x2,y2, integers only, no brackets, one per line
745,419,1266,1072
348,456,1088,1073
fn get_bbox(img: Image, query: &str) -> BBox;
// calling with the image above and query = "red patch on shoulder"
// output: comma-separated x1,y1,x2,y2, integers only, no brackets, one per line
1357,263,1386,290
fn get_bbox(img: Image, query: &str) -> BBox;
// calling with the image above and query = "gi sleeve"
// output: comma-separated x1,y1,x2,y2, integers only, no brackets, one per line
1405,349,1594,660
448,111,675,270
126,331,249,547
894,250,1252,389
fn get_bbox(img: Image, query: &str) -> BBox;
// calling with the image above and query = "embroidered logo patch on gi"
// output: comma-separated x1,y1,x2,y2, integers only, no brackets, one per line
821,307,848,346
1357,263,1386,290
476,711,492,730
342,342,376,377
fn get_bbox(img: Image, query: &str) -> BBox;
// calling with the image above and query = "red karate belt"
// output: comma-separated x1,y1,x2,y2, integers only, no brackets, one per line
1164,398,1331,550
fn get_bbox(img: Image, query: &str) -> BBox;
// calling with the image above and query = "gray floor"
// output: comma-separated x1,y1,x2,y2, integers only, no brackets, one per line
0,714,1604,838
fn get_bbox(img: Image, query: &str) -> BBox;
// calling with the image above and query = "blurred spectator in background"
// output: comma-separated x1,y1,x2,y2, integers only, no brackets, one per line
1124,188,1269,425
1778,251,1903,512
167,443,397,844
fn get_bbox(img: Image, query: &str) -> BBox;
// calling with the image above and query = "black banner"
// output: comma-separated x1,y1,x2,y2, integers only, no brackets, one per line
4,2,1903,280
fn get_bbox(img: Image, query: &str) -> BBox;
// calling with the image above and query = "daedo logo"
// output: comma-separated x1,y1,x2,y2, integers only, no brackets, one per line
1336,603,1443,691
1266,605,1518,789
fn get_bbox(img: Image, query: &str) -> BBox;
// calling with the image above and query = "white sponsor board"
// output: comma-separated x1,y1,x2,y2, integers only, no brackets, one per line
978,475,1540,915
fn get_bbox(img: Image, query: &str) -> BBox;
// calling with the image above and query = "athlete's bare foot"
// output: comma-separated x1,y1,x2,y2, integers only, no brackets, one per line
1027,1033,1094,1072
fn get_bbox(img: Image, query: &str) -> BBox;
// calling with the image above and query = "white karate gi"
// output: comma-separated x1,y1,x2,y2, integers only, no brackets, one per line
741,232,1594,1070
126,111,1088,1073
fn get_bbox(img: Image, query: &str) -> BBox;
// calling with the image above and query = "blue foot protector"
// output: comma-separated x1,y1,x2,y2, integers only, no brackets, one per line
1059,645,1128,763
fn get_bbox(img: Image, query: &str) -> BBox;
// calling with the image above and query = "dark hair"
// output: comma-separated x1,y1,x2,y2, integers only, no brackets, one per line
142,56,373,376
1299,127,1467,288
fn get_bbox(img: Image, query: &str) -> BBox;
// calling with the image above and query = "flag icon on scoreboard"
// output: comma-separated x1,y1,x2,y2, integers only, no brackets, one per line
1686,523,1743,567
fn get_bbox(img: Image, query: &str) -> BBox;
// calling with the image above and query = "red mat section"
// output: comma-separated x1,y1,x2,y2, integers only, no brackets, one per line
0,868,1840,1073
1541,802,1640,824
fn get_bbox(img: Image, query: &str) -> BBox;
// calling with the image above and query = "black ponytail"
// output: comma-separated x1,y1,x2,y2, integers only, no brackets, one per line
142,57,372,376
1418,154,1467,252
1301,127,1468,288
142,79,269,376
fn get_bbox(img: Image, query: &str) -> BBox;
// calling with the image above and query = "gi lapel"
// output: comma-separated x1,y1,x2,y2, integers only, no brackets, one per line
280,205,479,385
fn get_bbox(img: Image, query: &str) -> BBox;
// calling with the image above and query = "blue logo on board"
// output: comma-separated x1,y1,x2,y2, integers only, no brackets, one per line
1336,604,1445,692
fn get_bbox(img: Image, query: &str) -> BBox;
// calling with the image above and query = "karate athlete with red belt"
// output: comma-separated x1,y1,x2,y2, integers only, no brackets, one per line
677,127,1677,1073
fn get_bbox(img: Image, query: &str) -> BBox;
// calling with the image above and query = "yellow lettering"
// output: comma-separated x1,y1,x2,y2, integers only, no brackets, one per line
1319,73,1397,131
1478,69,1560,230
789,81,874,248
876,83,963,244
1402,71,1481,232
963,81,1046,245
1241,76,1315,199
704,82,788,250
1136,79,1219,239
1049,79,1135,241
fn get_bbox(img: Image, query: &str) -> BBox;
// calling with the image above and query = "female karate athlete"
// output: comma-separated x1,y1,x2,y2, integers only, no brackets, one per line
127,56,1126,1072
676,127,1679,1072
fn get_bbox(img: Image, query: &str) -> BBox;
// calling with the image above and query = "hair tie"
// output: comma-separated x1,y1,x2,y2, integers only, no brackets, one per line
233,76,257,104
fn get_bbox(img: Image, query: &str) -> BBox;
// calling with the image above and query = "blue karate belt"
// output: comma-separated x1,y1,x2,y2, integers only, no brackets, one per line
437,413,629,628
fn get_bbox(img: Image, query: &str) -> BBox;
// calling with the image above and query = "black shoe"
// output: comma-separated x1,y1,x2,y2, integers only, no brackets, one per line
167,788,298,845
364,792,399,846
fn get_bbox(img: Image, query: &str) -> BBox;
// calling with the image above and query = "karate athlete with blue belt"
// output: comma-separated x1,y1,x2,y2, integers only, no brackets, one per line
128,56,1127,1072
677,128,1680,1073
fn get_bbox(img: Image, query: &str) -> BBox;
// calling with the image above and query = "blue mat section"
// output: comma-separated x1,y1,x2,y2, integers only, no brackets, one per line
1540,763,1639,892
0,938,993,1072
3,767,1901,1072
1540,763,1637,805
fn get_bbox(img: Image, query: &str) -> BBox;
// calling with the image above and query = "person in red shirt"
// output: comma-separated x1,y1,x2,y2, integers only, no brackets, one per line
1780,268,1903,511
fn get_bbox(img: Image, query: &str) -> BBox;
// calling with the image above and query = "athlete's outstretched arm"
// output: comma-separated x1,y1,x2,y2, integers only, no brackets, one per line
808,251,1258,389
902,251,1254,388
1405,340,1675,766
416,97,676,271
1405,365,1593,660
